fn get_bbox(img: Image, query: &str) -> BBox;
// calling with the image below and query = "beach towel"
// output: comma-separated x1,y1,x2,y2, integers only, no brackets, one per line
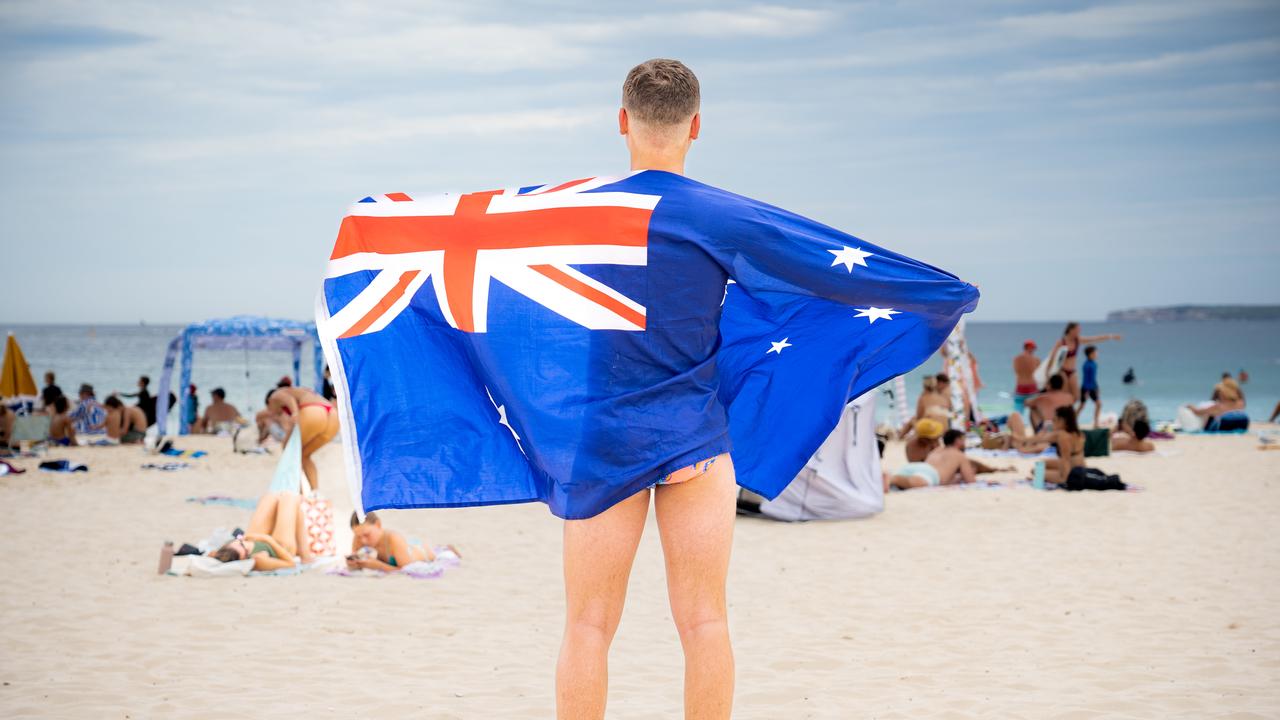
38,460,88,472
186,495,258,509
328,547,461,579
142,462,191,471
320,172,979,519
966,447,1058,459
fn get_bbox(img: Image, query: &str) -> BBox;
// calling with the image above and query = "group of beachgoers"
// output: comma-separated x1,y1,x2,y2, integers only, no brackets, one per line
1,369,341,491
885,322,1164,491
0,372,157,448
206,491,452,574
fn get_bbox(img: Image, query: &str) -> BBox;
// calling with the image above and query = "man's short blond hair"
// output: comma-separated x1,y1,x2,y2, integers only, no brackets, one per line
622,59,700,127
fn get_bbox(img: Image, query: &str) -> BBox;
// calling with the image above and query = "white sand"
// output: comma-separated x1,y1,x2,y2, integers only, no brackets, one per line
1,429,1278,718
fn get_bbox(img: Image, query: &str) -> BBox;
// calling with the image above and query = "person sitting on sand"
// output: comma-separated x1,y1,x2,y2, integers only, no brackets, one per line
194,387,244,434
1041,405,1085,486
101,395,147,443
48,396,77,446
69,384,107,435
209,491,313,570
901,374,951,436
890,429,981,489
903,418,945,462
261,385,339,491
347,511,457,572
1111,419,1155,454
0,405,14,450
1189,372,1247,424
985,412,1053,454
1025,374,1074,431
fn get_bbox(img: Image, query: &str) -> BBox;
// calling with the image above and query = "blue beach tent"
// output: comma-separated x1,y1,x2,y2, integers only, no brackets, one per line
155,316,324,435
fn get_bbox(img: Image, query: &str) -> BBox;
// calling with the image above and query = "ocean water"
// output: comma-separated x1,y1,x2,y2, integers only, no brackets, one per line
4,320,1278,427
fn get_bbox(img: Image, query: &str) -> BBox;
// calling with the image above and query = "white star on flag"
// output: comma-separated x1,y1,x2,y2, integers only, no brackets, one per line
854,307,900,324
828,246,873,272
768,338,792,354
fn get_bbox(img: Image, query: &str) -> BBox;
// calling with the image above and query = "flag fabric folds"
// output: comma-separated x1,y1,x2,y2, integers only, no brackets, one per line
318,170,979,519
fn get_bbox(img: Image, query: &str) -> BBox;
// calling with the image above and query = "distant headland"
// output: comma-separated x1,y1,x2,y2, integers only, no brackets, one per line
1106,305,1280,322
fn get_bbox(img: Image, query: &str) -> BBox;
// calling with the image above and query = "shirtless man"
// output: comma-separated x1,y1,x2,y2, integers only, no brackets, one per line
903,417,944,462
1025,374,1074,431
48,396,77,446
1012,340,1039,414
890,429,978,489
195,387,244,434
101,395,147,443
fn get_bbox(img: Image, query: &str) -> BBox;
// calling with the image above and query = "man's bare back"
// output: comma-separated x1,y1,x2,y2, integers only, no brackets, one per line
926,445,975,485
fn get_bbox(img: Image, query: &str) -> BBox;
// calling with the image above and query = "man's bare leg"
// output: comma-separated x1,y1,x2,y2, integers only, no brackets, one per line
557,487,650,720
654,455,737,720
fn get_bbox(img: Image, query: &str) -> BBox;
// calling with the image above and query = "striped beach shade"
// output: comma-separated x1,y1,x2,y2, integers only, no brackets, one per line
1,333,38,405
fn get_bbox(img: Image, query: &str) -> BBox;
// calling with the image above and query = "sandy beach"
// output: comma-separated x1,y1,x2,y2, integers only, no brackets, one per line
1,430,1278,719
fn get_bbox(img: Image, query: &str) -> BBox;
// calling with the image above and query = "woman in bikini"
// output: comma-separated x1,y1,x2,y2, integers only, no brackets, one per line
209,491,314,570
1042,405,1085,486
263,385,339,491
1049,323,1121,401
347,511,461,571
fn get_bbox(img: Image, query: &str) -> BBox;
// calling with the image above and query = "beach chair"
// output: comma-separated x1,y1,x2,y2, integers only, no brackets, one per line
10,414,50,445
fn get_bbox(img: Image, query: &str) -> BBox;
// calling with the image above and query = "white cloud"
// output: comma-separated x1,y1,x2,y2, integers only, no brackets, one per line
1002,38,1280,82
995,0,1266,40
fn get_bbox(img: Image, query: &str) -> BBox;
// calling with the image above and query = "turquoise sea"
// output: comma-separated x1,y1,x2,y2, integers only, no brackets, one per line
4,321,1279,428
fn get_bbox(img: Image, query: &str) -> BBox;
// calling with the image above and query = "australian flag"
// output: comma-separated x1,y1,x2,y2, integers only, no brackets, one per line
318,170,979,519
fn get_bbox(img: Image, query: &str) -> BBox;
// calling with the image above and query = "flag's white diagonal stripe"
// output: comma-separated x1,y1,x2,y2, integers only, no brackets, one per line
494,265,644,331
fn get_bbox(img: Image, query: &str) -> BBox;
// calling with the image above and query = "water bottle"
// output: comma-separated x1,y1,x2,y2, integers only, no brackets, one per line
1032,461,1046,490
158,541,174,575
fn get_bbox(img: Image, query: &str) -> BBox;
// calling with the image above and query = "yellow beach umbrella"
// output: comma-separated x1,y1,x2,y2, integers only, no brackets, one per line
1,333,38,400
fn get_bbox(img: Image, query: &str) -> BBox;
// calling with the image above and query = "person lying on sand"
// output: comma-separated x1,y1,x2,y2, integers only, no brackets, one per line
102,395,147,443
1111,419,1155,454
48,396,77,446
347,511,458,571
209,491,314,570
890,429,987,489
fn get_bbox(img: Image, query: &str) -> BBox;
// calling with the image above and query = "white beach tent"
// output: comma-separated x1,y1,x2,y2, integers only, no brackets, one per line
755,391,883,522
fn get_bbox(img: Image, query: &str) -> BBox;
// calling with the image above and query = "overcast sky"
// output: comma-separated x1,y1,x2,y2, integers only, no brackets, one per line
2,0,1277,323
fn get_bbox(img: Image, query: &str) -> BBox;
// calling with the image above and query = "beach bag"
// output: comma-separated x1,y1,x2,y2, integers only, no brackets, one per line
1064,466,1126,492
301,493,336,557
271,431,337,557
1083,428,1110,457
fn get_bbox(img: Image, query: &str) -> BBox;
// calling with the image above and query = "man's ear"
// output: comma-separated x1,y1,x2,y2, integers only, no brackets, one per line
689,112,700,140
618,107,629,136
